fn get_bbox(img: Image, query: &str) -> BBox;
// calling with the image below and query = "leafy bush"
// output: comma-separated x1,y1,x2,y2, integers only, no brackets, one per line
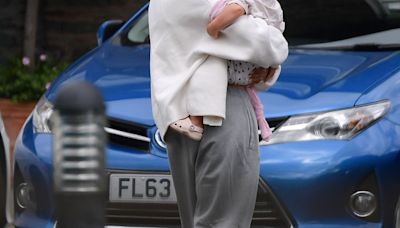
0,57,68,102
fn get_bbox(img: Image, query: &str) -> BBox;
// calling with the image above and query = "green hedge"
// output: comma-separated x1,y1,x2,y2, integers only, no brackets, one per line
0,57,68,102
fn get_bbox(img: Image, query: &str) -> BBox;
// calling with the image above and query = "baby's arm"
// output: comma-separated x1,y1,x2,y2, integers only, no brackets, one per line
199,8,289,68
207,3,245,38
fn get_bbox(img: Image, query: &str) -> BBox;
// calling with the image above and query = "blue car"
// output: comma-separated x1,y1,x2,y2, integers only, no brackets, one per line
4,1,400,227
0,113,11,227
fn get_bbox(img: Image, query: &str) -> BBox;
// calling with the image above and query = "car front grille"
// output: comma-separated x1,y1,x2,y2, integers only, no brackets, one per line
106,118,150,152
105,116,288,152
106,177,292,228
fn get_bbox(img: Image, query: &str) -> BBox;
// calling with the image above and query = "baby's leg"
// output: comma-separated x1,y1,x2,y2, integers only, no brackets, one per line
190,116,204,128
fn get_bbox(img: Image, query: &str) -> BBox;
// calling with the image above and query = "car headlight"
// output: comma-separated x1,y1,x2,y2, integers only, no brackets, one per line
32,96,54,133
264,100,391,145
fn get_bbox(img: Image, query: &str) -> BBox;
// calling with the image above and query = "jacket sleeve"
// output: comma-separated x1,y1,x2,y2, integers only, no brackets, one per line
197,14,289,68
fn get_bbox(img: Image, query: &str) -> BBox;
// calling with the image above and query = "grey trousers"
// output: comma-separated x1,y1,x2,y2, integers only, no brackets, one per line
165,87,260,228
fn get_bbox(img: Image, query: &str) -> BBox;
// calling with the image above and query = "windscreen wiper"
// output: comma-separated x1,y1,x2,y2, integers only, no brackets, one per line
292,43,400,51
344,43,400,51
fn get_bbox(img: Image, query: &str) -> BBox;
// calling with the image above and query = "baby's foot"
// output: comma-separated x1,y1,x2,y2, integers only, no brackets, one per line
170,117,204,141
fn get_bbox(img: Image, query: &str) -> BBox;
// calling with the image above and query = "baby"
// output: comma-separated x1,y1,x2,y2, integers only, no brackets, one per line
170,0,285,141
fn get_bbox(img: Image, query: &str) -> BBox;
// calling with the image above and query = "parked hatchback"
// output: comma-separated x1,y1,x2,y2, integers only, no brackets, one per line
5,0,400,227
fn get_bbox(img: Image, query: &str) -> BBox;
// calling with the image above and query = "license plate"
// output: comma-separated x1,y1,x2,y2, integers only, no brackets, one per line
109,174,177,203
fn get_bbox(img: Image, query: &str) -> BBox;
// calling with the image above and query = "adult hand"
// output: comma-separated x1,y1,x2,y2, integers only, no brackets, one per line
249,67,277,85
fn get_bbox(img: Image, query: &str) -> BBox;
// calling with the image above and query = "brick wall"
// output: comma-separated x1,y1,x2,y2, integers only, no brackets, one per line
0,0,25,63
0,0,147,64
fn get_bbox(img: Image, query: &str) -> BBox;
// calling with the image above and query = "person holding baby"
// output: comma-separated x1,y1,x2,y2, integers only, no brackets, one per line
149,0,288,227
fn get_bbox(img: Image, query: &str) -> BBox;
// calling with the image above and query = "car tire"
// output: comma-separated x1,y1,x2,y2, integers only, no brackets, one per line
396,196,400,228
0,140,7,227
13,163,23,217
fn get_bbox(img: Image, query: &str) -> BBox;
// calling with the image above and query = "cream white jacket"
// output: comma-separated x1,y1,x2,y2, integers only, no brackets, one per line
149,0,289,138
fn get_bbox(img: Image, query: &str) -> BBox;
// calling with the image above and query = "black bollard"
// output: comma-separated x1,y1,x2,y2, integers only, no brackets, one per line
52,81,107,228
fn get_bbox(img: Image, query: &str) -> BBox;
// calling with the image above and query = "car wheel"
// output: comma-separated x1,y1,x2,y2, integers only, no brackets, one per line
396,196,400,228
13,163,24,217
0,141,7,226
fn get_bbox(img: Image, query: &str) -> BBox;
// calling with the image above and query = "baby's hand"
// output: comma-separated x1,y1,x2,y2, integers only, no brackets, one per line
250,67,277,85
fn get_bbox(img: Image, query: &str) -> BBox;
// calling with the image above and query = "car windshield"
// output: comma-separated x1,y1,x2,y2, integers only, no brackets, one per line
114,0,400,49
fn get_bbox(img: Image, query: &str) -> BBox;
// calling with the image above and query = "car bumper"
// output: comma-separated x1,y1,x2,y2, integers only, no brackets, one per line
12,116,400,228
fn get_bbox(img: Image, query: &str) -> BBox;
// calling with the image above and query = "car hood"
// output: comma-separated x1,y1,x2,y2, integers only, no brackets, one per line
47,43,400,125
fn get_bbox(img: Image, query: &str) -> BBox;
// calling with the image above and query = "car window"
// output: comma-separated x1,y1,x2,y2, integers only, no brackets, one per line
281,0,400,46
127,12,149,44
112,11,149,46
114,0,400,47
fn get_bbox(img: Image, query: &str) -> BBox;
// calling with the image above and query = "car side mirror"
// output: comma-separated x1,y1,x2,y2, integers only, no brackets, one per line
97,20,125,46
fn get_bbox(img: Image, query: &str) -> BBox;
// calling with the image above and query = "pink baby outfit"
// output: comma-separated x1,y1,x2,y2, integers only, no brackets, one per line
209,0,285,141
